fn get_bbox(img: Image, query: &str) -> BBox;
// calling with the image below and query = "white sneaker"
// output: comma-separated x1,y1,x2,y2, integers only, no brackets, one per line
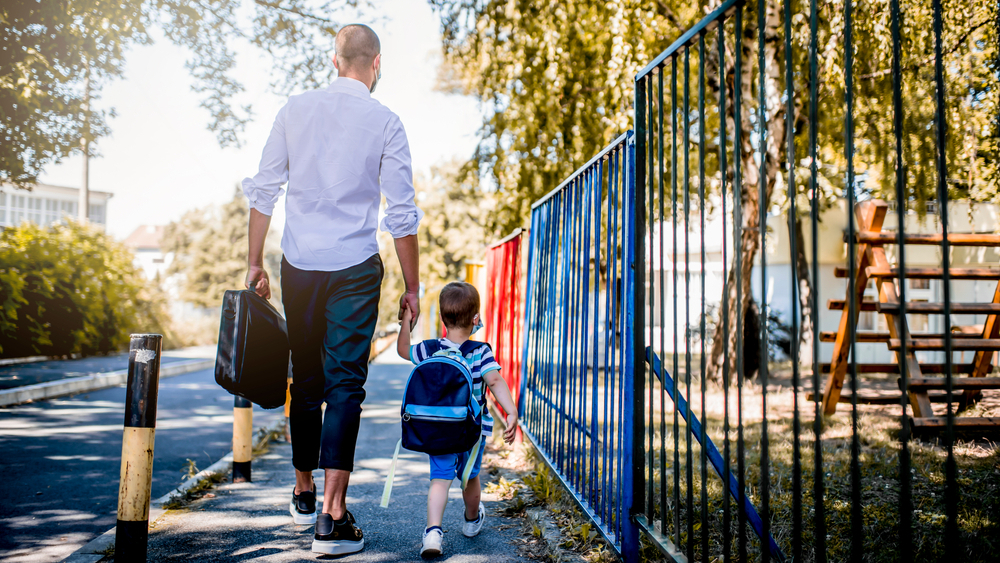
421,526,443,558
462,502,486,537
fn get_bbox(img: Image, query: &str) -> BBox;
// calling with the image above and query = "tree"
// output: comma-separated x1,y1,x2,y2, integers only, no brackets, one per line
161,187,282,310
0,220,173,357
1,0,372,188
430,0,998,378
378,162,492,330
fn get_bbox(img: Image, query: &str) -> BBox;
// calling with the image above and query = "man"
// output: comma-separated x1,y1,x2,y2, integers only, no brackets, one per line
242,24,421,556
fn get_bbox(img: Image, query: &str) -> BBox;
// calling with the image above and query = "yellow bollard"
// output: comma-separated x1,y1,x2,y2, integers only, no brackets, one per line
232,395,253,482
115,334,162,562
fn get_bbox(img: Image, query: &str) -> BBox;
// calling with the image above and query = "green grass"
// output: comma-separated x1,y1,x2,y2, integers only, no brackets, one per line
637,374,1000,562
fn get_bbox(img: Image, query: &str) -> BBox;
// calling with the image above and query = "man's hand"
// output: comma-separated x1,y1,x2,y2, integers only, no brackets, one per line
399,291,419,331
246,266,271,299
246,208,272,299
503,413,518,444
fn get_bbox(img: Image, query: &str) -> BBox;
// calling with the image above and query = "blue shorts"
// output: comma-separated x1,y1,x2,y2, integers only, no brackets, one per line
428,444,484,481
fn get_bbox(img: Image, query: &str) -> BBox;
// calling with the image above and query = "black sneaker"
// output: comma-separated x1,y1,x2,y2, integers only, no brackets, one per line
289,486,317,525
312,510,365,555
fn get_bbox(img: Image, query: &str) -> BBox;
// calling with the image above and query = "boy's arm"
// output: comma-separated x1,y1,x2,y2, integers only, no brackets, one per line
396,306,413,361
483,370,518,444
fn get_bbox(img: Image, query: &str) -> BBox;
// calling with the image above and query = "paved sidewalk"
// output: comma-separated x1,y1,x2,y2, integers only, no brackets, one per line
145,356,530,562
0,346,215,390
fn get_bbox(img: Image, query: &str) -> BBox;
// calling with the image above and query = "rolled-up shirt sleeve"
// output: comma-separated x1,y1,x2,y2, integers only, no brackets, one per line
379,115,423,237
241,104,289,216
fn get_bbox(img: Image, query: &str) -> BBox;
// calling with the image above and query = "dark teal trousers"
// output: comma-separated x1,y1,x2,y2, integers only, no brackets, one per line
281,253,383,472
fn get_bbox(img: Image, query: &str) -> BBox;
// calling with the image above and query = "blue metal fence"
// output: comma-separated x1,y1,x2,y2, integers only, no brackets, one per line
520,131,639,560
520,0,996,560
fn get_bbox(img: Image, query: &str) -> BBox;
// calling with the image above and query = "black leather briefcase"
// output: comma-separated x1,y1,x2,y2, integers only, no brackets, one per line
214,287,289,409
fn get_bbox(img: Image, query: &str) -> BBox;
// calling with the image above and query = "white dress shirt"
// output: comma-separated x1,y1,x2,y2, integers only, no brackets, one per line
242,77,423,272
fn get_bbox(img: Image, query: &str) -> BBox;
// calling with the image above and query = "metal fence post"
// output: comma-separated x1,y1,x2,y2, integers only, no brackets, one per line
115,334,162,562
233,396,253,482
624,124,643,561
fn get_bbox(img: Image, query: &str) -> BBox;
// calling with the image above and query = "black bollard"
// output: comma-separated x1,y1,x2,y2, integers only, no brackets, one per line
232,395,253,482
115,334,162,562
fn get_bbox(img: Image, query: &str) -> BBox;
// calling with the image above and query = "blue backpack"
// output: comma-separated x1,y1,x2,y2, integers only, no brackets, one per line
399,341,483,455
381,341,485,507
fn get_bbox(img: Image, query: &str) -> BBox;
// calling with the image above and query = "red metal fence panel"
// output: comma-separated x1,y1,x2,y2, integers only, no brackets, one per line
483,230,524,425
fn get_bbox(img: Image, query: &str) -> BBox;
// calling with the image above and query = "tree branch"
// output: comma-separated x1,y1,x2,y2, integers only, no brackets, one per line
859,18,989,80
252,0,334,24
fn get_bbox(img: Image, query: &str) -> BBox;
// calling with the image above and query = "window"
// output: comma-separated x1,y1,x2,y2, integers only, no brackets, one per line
0,192,6,225
43,199,60,226
910,278,930,290
89,203,105,224
28,197,42,223
10,195,25,225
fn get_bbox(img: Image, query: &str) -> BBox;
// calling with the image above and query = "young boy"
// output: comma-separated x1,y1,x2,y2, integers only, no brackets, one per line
397,281,518,558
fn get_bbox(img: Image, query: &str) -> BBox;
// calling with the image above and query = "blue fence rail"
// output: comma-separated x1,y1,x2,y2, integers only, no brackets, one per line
520,131,639,559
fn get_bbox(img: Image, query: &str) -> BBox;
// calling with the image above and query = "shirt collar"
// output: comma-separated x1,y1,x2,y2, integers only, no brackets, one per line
327,77,371,98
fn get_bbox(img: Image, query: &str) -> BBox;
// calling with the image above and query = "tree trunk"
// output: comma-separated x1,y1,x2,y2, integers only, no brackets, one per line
706,1,786,382
794,213,815,365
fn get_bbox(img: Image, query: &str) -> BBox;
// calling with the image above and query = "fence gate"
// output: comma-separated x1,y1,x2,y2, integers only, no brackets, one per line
522,0,998,561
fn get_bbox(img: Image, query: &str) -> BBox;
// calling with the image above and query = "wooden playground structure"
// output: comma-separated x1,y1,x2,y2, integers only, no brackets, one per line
819,199,1000,430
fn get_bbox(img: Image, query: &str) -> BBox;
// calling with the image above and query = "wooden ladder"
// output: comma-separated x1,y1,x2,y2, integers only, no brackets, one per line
818,199,1000,431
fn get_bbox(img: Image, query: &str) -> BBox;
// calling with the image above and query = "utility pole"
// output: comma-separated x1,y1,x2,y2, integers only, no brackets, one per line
79,61,90,223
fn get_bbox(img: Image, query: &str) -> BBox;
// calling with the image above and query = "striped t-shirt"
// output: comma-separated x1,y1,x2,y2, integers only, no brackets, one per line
410,338,500,438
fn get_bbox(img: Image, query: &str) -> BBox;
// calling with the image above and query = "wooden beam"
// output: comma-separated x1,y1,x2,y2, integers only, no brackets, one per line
827,299,879,311
888,338,1000,351
868,243,932,417
966,281,1000,409
905,377,1000,391
819,362,976,374
822,201,885,415
878,302,1000,314
970,282,1000,380
807,391,960,404
865,267,1000,280
829,299,1000,314
818,329,981,343
851,232,1000,247
910,417,1000,430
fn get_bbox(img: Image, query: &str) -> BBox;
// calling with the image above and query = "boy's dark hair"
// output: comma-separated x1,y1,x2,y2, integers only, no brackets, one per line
439,282,479,329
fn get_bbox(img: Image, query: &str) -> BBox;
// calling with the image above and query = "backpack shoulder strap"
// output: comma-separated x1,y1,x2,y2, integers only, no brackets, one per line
458,340,490,356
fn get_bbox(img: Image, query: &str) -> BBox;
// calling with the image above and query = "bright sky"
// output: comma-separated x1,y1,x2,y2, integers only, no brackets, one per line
40,0,480,241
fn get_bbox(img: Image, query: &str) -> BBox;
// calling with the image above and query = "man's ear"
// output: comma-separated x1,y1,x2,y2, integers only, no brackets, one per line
374,53,381,71
333,53,340,72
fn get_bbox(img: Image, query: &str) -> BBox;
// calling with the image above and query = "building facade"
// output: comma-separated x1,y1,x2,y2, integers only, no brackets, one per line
644,199,1000,366
0,183,112,229
123,225,169,281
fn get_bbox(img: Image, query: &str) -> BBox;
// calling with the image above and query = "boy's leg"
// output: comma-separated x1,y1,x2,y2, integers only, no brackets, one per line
427,479,452,528
462,475,481,520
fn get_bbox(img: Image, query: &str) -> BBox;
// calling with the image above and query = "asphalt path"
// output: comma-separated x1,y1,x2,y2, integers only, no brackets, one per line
144,356,529,562
0,367,284,563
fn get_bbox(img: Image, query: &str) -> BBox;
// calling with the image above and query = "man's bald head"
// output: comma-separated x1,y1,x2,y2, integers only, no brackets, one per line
335,24,380,73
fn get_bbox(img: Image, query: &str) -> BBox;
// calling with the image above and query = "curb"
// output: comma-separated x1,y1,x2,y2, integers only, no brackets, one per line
0,355,53,366
61,417,285,563
0,358,214,407
526,508,586,563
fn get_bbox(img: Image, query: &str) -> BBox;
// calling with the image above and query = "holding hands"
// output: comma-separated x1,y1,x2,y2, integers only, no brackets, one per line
399,291,419,331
